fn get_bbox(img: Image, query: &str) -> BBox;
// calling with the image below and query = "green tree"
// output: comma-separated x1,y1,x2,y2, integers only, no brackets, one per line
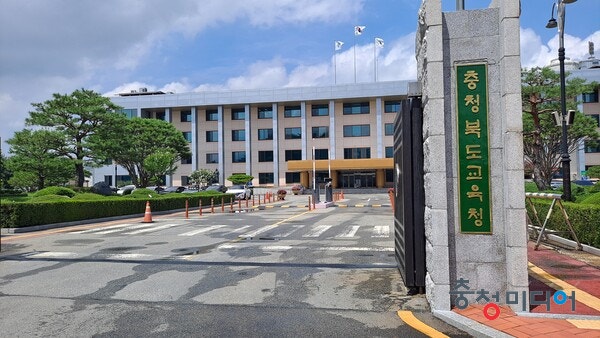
90,116,191,187
6,129,74,190
144,150,178,186
189,169,219,189
588,166,600,179
227,173,254,185
522,67,599,191
25,89,122,187
0,153,12,189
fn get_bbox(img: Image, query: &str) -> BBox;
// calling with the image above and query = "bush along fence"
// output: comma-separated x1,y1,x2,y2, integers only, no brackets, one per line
0,194,235,228
526,199,600,248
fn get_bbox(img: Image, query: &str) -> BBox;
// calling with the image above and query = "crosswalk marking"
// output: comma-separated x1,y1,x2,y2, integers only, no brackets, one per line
239,224,279,238
372,225,390,238
126,223,181,235
90,223,152,235
179,225,227,236
271,225,302,238
218,243,393,252
227,225,251,233
74,223,134,234
303,225,332,237
336,225,360,238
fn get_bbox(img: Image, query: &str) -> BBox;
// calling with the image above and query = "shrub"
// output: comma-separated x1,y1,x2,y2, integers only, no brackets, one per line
31,195,71,201
33,186,76,198
580,192,600,205
128,188,156,198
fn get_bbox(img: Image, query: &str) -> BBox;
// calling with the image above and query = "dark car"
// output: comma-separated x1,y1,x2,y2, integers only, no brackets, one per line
205,184,227,193
159,186,186,194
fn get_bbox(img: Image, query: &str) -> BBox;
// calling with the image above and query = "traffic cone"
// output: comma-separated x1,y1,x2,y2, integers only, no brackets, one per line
142,201,153,223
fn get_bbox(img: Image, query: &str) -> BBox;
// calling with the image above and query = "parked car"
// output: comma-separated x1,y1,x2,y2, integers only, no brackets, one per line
116,184,136,195
145,186,165,193
159,186,186,194
205,184,227,193
227,184,252,199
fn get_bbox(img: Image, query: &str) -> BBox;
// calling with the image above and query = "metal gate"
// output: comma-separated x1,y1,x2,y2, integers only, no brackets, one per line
393,97,426,290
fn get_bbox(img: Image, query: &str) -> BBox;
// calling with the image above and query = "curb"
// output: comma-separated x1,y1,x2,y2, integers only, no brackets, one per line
432,310,512,338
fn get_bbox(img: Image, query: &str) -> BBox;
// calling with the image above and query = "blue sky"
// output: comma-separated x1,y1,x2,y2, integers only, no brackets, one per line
1,0,599,154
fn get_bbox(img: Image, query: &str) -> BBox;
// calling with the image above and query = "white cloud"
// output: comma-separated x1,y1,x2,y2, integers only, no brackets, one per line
521,29,600,69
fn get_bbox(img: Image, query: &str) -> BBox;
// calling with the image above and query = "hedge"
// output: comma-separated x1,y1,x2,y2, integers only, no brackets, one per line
526,199,600,248
0,194,234,228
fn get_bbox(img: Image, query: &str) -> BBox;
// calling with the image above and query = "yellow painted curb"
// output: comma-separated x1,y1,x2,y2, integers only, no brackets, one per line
397,311,449,338
528,262,600,312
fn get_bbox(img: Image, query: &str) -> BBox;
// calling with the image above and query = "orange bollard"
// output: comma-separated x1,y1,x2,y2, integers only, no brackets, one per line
230,197,234,212
211,198,215,214
308,196,312,211
252,194,255,206
341,190,344,199
388,190,395,210
238,198,241,211
264,194,267,205
185,199,189,219
142,201,153,223
221,197,225,213
245,197,248,208
312,195,316,210
199,199,202,216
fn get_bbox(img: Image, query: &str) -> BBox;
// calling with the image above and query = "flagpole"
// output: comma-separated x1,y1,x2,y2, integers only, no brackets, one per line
334,41,337,84
353,37,357,83
374,39,377,82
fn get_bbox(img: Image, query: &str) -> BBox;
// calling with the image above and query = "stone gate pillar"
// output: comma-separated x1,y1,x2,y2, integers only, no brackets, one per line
417,0,528,312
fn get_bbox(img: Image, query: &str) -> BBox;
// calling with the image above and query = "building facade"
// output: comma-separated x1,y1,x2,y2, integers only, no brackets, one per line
92,81,416,189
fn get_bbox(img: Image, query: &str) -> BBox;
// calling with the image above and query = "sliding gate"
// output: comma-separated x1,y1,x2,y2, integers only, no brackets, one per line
393,97,426,290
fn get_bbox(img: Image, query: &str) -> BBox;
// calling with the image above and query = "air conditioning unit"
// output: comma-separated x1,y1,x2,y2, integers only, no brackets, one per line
139,87,148,93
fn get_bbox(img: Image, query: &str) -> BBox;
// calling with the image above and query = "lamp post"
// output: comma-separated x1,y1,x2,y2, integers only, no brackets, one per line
546,0,576,201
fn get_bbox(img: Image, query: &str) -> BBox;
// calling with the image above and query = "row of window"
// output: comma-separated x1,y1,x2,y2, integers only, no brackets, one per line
182,146,394,165
183,123,396,142
178,101,401,122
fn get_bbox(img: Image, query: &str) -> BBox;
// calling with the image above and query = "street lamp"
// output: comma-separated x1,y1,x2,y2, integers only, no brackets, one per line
546,0,577,201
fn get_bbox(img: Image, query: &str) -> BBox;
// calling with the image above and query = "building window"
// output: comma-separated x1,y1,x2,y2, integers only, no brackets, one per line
285,172,301,184
181,176,190,186
206,153,219,164
232,108,245,120
344,147,371,159
258,150,274,162
181,154,192,164
285,149,302,161
343,125,370,137
314,148,329,160
584,140,600,153
258,106,273,119
590,114,600,127
582,92,599,103
232,129,245,141
232,151,246,163
206,109,218,121
285,127,302,139
384,123,394,136
284,105,301,118
181,110,192,122
156,112,165,120
259,172,274,184
258,128,273,140
385,101,400,113
312,126,329,138
385,146,393,158
311,104,329,116
119,109,137,118
343,102,370,115
206,130,218,142
182,131,192,142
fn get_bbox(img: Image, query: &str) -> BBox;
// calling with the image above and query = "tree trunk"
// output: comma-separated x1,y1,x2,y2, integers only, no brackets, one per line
532,166,549,191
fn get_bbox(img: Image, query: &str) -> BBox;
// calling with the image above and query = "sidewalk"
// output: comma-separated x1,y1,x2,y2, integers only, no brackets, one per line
451,241,600,337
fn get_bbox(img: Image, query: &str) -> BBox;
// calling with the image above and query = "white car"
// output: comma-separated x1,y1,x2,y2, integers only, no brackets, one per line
116,184,136,195
227,184,252,199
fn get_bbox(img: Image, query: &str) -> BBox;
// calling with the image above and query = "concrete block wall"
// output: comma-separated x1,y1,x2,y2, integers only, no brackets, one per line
417,0,527,312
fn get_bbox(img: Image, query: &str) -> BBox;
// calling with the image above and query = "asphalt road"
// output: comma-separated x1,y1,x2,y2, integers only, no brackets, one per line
0,194,469,337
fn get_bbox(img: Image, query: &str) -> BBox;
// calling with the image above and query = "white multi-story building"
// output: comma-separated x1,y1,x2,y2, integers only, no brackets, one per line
91,81,416,189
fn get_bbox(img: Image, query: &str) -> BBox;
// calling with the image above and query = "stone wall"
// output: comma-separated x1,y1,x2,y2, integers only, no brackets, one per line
417,0,528,312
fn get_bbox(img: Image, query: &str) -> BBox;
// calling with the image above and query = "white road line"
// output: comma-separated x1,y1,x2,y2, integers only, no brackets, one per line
126,223,181,235
239,224,279,238
303,225,332,237
372,225,390,238
271,225,302,238
217,243,393,252
227,225,251,233
336,225,360,238
73,223,133,234
178,225,227,236
25,251,79,258
91,223,155,235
